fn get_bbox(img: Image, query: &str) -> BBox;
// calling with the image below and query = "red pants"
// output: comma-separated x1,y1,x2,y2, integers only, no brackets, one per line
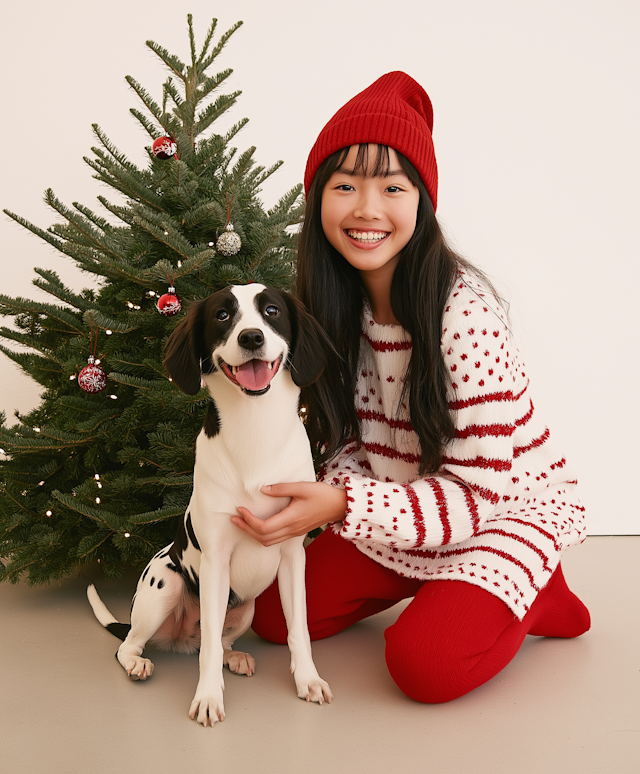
253,530,590,703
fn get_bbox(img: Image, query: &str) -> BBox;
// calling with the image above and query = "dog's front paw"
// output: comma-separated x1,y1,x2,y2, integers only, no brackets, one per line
224,649,256,676
189,690,226,727
125,657,154,681
296,676,333,705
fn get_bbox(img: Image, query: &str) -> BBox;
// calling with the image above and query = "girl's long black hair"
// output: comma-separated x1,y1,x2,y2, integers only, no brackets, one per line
297,144,498,476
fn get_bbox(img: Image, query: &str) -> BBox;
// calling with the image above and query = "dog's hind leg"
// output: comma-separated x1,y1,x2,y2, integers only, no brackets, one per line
222,599,256,676
117,558,186,681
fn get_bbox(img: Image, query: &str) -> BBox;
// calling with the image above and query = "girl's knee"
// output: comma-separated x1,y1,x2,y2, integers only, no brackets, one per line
384,620,469,704
384,581,526,704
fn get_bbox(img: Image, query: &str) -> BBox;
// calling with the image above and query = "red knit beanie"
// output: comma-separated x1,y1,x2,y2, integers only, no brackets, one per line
304,71,438,211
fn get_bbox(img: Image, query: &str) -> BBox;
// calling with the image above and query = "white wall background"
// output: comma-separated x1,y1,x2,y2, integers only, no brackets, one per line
0,0,637,534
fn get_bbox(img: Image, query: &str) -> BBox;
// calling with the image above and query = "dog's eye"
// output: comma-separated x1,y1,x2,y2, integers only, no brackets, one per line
216,309,230,322
265,305,279,317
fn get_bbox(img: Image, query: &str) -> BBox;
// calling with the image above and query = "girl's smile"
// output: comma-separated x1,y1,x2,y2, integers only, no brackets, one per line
344,229,390,246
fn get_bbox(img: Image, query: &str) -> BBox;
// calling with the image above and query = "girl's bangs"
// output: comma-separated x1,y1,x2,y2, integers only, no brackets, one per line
335,144,392,178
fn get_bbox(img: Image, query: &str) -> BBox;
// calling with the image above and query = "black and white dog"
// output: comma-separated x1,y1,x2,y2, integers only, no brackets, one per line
88,283,333,726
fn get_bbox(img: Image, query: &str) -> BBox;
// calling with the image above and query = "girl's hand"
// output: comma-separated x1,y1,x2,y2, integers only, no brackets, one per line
231,481,347,547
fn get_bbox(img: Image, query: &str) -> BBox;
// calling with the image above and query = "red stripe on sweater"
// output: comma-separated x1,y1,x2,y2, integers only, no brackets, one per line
402,484,426,547
515,399,534,427
455,422,515,440
440,468,500,505
362,332,412,352
458,481,481,533
469,484,501,505
448,391,514,411
364,441,421,466
426,478,451,544
357,409,414,432
401,544,540,592
513,428,550,458
441,454,511,473
476,528,552,571
440,468,500,510
498,516,561,551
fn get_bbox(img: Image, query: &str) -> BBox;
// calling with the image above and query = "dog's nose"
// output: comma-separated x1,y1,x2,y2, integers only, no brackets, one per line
238,328,264,351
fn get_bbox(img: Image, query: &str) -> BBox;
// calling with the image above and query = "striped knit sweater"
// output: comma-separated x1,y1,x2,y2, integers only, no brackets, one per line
319,270,586,619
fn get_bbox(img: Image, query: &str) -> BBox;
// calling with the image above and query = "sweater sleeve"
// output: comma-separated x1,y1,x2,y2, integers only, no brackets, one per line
319,282,522,549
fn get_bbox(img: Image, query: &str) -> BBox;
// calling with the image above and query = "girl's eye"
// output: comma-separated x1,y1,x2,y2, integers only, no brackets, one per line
216,309,230,322
336,184,355,191
265,305,279,317
386,185,402,193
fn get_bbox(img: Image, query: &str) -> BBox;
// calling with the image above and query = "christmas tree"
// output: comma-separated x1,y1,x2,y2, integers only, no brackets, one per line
0,15,303,585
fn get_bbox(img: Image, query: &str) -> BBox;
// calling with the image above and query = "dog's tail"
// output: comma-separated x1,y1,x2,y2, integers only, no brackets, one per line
87,584,131,641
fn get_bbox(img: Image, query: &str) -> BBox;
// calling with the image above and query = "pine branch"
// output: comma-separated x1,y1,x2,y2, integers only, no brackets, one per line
196,17,218,65
188,13,197,68
194,69,234,104
31,272,92,312
199,21,243,72
4,208,70,257
72,410,122,433
162,77,184,112
145,41,186,81
227,147,257,191
52,491,119,530
128,108,163,140
181,200,225,229
131,207,208,262
85,150,164,210
90,124,137,170
82,308,139,335
108,373,174,391
44,189,132,262
0,428,92,453
194,91,241,137
96,197,136,227
125,76,171,126
193,120,249,173
0,294,83,334
0,344,61,376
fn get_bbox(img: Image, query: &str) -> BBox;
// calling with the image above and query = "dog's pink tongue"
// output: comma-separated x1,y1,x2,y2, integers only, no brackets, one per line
235,360,272,391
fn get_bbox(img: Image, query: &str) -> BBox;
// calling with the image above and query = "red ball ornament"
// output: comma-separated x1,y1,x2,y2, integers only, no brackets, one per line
78,356,107,394
152,136,177,160
156,287,182,316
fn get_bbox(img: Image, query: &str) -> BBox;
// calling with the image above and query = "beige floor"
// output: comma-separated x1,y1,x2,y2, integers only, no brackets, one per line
0,536,637,774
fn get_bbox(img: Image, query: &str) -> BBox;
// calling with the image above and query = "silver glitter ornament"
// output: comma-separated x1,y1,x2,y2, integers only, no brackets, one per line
216,222,242,256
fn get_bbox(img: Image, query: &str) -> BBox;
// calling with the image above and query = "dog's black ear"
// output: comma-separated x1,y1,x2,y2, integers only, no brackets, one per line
283,293,335,388
163,300,206,395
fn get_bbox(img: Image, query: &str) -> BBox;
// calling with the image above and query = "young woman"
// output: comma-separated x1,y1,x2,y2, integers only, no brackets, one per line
232,71,590,703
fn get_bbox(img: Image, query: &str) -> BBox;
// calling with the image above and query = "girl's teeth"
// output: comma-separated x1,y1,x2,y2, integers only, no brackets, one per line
347,230,387,241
